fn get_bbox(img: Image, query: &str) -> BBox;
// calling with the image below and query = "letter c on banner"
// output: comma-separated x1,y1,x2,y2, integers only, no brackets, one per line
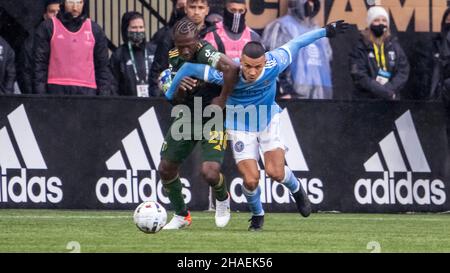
246,0,285,30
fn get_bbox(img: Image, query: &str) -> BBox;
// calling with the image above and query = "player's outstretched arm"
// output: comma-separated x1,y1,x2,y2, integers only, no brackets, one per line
278,20,349,63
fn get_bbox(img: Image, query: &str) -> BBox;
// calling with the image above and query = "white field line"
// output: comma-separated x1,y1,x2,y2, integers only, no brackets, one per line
0,215,448,221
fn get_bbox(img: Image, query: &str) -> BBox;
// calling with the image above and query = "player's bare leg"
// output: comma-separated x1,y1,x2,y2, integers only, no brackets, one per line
159,159,192,230
201,161,231,228
237,159,264,231
264,148,311,217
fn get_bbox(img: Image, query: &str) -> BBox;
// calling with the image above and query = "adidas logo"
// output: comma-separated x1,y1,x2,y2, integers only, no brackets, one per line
229,109,324,205
96,107,191,204
0,105,63,204
355,110,446,206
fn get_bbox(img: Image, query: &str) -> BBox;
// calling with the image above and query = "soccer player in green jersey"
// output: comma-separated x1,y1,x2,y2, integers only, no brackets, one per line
160,17,239,229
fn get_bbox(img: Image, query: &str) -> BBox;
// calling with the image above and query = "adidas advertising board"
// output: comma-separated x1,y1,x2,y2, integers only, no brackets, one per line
355,110,446,206
96,107,192,205
0,105,63,204
0,97,448,212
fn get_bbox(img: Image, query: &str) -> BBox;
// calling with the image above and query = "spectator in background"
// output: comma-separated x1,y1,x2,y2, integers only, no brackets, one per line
430,8,450,144
147,0,186,97
204,0,260,61
33,0,112,95
430,8,450,102
110,12,155,97
349,6,409,100
0,35,15,94
17,0,60,94
150,0,187,43
149,0,218,96
262,0,333,99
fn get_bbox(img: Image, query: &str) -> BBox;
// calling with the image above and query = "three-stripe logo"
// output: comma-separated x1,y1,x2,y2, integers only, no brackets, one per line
355,110,446,206
96,107,191,204
0,105,63,203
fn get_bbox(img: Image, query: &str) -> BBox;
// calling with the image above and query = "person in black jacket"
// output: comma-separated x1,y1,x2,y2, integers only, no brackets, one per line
149,0,218,96
33,0,112,95
17,0,61,94
349,6,409,100
110,12,156,97
430,8,450,103
0,36,16,94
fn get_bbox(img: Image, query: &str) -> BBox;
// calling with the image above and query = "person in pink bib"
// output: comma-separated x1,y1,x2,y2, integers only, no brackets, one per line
33,0,112,95
204,0,260,61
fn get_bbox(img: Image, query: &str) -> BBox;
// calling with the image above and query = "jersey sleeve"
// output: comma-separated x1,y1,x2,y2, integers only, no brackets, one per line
270,28,327,74
197,42,224,69
165,63,224,100
269,47,293,74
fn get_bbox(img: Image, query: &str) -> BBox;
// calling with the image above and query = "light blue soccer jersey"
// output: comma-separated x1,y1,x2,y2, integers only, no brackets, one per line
205,48,291,132
165,28,327,132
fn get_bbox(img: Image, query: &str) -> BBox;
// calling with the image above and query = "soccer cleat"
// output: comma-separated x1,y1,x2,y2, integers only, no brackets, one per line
162,211,192,230
292,185,312,217
248,215,264,231
215,194,231,228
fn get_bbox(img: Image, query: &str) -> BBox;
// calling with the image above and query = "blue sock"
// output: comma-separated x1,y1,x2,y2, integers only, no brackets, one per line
282,166,300,194
242,184,264,216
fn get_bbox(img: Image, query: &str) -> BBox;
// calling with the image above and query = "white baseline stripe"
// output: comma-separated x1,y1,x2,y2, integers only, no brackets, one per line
0,215,447,222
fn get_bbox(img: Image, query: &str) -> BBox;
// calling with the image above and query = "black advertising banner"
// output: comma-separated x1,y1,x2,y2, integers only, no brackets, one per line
0,95,448,212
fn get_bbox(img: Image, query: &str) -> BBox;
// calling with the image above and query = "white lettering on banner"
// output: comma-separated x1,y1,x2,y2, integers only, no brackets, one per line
98,107,192,205
355,172,446,205
355,110,446,206
0,169,63,203
0,105,63,204
96,170,191,204
230,171,324,205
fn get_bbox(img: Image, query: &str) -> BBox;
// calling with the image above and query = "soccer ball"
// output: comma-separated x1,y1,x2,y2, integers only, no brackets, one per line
133,201,167,234
158,68,173,93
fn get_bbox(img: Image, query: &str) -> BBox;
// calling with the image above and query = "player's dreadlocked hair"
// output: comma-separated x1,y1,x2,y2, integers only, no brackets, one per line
173,18,199,38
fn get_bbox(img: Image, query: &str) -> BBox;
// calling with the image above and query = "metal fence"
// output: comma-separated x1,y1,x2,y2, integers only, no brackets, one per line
88,0,173,48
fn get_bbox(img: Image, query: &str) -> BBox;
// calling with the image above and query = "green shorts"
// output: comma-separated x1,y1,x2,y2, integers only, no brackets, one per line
160,117,228,164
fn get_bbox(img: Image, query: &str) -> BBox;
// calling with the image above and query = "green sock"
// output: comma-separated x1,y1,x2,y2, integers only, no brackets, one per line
214,173,229,202
162,176,187,216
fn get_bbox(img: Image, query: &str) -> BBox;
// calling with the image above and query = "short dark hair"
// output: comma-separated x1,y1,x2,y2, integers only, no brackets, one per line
187,0,209,5
242,41,266,59
173,17,200,38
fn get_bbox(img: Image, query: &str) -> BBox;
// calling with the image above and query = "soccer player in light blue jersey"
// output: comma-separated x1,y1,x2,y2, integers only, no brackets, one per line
165,20,349,231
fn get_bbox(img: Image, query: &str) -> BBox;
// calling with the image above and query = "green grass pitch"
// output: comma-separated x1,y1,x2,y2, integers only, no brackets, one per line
0,210,449,253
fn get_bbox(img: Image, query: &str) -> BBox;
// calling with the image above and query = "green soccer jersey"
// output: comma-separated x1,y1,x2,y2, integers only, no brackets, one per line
168,40,223,109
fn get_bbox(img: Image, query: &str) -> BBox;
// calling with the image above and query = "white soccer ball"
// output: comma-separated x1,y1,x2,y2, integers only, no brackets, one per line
158,68,173,93
133,201,167,234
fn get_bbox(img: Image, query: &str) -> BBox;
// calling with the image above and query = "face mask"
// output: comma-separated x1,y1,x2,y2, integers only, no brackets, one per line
370,24,387,38
223,8,246,34
128,31,145,45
